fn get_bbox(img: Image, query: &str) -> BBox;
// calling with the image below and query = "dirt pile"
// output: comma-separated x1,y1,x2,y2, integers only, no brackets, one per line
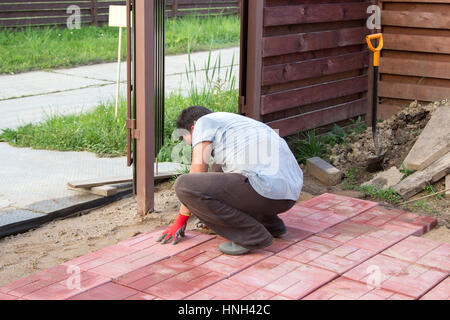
329,100,449,183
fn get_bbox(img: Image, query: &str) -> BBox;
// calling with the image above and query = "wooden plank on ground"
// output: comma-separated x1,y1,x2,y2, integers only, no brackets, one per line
90,185,118,197
380,57,450,79
446,175,450,199
379,82,450,101
394,152,450,199
381,10,450,29
404,106,450,171
68,172,175,189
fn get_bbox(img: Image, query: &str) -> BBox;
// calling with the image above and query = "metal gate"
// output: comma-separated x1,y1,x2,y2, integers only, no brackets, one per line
239,0,373,137
126,0,165,215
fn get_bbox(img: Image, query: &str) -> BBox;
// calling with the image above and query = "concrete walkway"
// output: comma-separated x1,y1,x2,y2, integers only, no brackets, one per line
0,193,448,300
0,46,240,130
0,47,238,228
0,142,186,227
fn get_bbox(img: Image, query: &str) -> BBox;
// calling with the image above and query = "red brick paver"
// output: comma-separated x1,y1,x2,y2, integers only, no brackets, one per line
0,195,447,301
302,277,414,300
421,277,450,300
343,254,448,299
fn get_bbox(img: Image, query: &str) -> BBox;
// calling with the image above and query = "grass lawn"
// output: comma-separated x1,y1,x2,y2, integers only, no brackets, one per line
0,14,240,74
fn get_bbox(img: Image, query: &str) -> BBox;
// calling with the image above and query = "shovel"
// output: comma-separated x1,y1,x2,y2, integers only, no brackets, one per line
366,33,385,173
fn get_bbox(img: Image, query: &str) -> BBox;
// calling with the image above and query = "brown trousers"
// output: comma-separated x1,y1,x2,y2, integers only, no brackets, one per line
174,169,295,250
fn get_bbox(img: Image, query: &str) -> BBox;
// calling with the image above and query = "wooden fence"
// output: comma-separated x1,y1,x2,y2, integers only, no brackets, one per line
0,0,240,28
240,0,372,137
378,0,450,119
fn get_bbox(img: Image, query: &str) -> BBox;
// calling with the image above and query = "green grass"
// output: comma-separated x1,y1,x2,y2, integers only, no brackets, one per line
0,15,240,74
287,116,367,165
288,130,329,165
0,50,239,160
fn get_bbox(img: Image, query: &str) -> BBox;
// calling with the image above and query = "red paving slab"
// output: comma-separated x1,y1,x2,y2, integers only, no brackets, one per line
0,292,18,300
226,255,338,300
421,277,450,300
349,206,405,227
114,257,225,300
61,229,215,279
302,277,414,300
380,212,438,236
315,217,429,254
1,194,447,301
69,282,142,300
301,193,378,217
383,236,444,266
187,279,260,300
343,254,448,299
280,207,347,233
416,243,450,273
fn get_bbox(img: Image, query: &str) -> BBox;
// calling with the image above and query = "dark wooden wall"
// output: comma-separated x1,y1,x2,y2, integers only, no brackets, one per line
0,0,241,28
240,0,372,137
378,0,450,119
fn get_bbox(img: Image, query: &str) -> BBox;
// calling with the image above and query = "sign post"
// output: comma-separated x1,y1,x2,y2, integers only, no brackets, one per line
109,5,128,118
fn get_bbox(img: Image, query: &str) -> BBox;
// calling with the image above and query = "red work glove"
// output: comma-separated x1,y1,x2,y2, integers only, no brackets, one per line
157,213,189,245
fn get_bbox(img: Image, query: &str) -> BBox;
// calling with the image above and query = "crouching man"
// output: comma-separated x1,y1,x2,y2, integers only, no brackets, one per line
157,106,303,255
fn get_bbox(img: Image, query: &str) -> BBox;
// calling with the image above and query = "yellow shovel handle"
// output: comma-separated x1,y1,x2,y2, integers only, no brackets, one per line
366,33,384,67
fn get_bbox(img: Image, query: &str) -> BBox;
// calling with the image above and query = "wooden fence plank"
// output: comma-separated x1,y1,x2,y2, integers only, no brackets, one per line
382,10,450,29
263,51,369,86
382,0,450,3
379,81,450,101
263,2,369,27
380,57,450,79
261,75,368,115
267,99,367,137
384,34,450,54
263,27,369,57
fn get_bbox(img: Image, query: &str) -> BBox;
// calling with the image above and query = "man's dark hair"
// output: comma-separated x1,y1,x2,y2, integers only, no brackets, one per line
176,105,212,131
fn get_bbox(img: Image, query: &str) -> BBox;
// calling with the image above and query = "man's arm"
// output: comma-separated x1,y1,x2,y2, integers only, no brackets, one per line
157,141,212,244
179,141,212,216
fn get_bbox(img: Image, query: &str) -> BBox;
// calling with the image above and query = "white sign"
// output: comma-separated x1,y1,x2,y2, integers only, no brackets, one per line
109,5,127,28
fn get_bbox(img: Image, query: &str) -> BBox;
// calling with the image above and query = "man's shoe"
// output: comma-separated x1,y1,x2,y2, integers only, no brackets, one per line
219,241,251,256
267,224,287,238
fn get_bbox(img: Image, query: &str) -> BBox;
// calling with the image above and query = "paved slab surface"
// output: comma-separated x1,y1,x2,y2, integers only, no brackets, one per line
1,193,448,300
0,47,239,130
0,142,185,227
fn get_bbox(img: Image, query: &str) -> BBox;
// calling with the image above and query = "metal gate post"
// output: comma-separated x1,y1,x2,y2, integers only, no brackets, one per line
135,0,155,215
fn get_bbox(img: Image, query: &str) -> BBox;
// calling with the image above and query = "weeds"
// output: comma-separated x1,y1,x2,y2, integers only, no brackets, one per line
358,185,403,204
290,116,367,165
400,163,415,180
288,130,328,164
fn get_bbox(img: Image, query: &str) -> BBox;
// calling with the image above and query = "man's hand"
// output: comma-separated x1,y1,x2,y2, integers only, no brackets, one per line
157,213,190,245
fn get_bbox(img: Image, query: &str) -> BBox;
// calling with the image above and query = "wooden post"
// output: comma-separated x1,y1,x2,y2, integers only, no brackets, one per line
91,0,98,26
172,0,178,18
135,0,155,215
243,0,263,121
